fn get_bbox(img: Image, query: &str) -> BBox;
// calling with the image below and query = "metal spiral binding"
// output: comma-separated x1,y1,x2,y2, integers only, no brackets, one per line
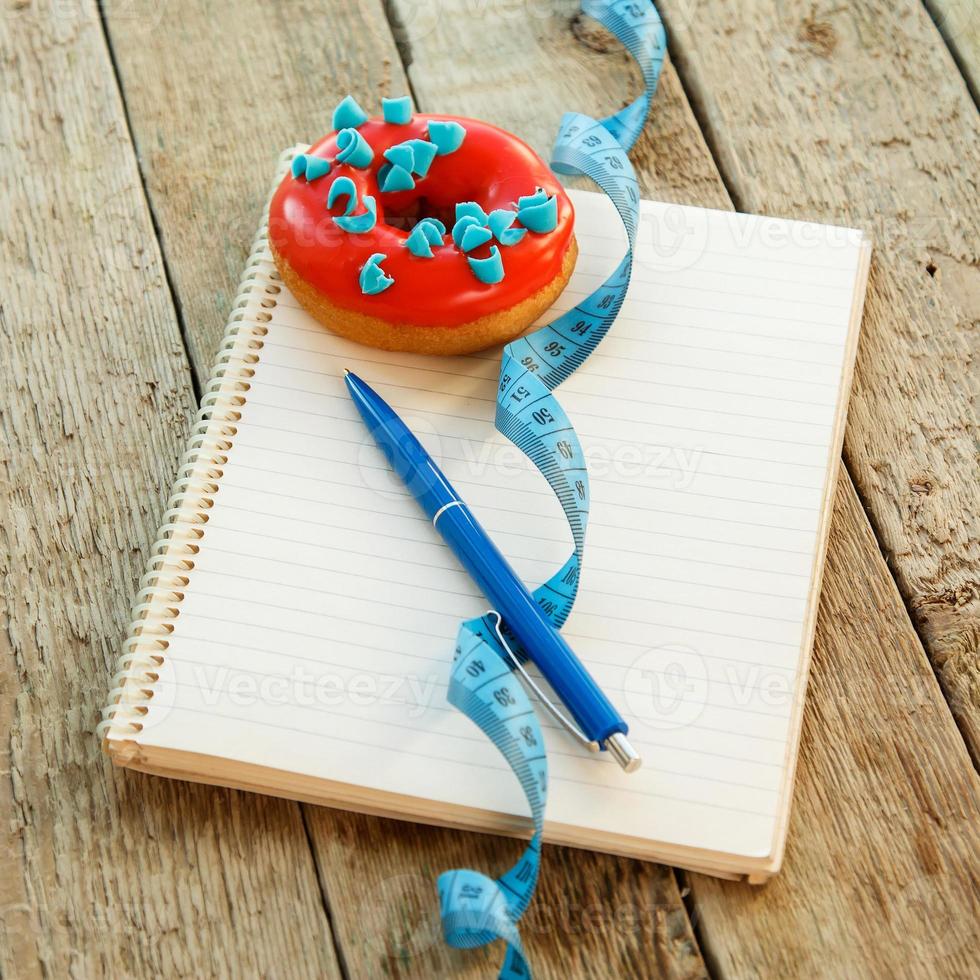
97,148,299,742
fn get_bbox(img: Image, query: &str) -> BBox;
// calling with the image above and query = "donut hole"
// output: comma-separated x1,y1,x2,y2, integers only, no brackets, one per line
382,196,458,233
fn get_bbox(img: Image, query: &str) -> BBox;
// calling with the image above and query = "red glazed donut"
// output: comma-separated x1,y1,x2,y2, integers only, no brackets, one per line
269,97,577,355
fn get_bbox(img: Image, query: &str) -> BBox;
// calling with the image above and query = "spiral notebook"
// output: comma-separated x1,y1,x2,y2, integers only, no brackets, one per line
100,147,871,881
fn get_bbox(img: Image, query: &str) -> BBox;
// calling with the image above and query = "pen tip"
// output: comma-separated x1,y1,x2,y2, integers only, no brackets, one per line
605,733,642,773
343,367,350,376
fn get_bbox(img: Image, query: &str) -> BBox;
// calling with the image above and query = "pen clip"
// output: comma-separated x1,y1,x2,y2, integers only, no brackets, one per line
486,610,600,753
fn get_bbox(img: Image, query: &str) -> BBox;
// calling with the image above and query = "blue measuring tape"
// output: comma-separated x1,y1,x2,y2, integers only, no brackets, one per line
436,2,665,976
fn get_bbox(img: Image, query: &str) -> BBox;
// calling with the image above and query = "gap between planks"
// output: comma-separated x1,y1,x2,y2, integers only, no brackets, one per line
94,2,202,402
920,0,980,104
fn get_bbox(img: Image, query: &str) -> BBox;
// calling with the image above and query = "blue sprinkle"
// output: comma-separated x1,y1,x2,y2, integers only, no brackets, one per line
405,218,444,258
334,195,377,233
455,201,488,225
327,176,358,215
487,208,516,235
517,187,548,210
383,143,415,172
487,209,527,245
451,215,482,248
498,226,527,246
419,216,446,237
459,223,493,253
427,120,466,155
359,253,394,295
379,163,415,193
332,95,369,130
517,195,557,233
467,245,504,284
335,128,374,168
382,96,413,124
406,139,438,176
405,224,433,257
487,209,515,237
291,154,308,178
304,156,331,181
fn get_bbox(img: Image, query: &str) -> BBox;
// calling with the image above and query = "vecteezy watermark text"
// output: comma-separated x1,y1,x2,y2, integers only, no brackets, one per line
190,662,440,717
357,424,706,500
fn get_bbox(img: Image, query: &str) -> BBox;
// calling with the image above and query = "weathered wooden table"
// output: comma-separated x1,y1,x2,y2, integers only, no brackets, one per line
3,1,978,976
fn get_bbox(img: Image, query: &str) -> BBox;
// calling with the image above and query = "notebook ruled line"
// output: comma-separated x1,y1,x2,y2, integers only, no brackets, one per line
567,224,861,271
241,408,832,473
571,247,856,292
248,387,833,448
164,648,795,724
158,705,780,819
212,501,818,559
231,444,826,512
270,324,842,388
557,285,850,330
259,367,836,431
237,427,827,490
204,521,813,581
202,542,809,602
189,566,807,627
165,643,792,764
162,675,783,793
180,607,801,672
563,271,854,316
221,473,823,535
260,347,839,409
169,639,793,754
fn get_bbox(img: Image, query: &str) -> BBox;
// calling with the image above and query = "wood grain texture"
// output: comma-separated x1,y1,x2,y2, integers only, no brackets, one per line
390,0,731,209
0,2,339,976
392,0,980,976
657,0,980,761
924,0,980,96
103,1,707,977
305,809,705,979
102,0,409,382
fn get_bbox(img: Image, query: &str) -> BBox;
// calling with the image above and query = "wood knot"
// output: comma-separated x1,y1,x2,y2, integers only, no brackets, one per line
919,584,979,611
570,13,617,54
798,12,838,57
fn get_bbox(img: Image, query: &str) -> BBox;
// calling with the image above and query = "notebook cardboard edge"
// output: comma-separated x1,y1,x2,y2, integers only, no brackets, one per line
109,739,757,881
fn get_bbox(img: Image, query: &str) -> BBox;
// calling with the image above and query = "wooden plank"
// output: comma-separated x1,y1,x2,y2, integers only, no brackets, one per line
658,0,980,761
103,1,707,976
306,809,706,978
0,2,340,976
924,0,980,96
394,0,980,976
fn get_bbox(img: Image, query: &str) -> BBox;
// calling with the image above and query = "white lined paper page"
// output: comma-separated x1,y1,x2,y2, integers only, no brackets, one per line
134,189,868,860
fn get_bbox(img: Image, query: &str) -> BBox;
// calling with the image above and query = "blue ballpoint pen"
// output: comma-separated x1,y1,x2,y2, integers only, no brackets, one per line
344,369,641,773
